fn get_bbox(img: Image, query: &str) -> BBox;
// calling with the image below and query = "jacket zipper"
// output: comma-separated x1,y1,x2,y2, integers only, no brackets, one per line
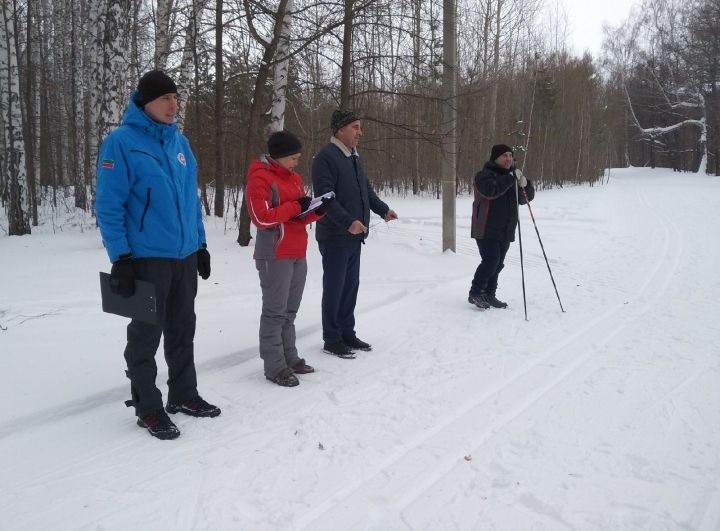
139,187,151,232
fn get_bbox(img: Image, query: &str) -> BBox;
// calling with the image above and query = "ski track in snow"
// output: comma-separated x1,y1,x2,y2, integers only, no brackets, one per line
294,175,688,529
2,169,719,530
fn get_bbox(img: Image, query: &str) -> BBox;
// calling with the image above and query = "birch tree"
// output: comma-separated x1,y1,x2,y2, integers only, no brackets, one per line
1,0,30,235
99,0,132,140
154,0,175,70
269,0,294,132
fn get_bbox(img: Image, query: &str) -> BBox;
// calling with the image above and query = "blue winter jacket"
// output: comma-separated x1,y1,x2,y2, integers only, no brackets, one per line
96,92,206,263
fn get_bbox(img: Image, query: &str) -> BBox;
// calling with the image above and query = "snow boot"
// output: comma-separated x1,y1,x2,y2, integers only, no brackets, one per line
166,396,221,418
342,334,372,352
468,293,490,309
292,359,315,374
137,409,180,440
323,341,356,359
484,293,508,309
267,367,300,387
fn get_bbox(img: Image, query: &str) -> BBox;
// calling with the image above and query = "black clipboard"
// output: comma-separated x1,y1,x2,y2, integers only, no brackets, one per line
99,272,158,324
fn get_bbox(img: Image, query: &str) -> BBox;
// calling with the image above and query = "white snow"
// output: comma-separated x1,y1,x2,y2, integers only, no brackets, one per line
1,167,719,530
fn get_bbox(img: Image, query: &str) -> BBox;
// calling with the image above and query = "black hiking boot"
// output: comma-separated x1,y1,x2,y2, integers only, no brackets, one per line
267,367,300,387
323,341,356,359
137,409,180,440
342,335,372,352
468,293,490,309
292,359,315,374
166,396,221,418
485,293,508,308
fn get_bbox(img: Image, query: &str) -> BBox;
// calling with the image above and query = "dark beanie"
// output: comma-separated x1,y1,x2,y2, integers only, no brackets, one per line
267,130,302,159
137,70,177,106
331,108,360,133
490,144,513,161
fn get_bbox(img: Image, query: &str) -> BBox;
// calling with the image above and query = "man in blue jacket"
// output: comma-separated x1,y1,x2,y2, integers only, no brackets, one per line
312,109,398,358
96,71,220,440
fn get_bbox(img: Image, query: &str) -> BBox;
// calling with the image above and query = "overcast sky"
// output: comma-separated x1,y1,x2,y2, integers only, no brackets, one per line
560,0,638,56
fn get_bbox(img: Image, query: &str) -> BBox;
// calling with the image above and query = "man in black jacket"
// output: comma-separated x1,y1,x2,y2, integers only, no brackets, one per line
469,144,535,309
312,109,398,357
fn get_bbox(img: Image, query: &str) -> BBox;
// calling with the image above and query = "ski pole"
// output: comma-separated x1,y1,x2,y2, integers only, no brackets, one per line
516,181,528,321
520,187,565,312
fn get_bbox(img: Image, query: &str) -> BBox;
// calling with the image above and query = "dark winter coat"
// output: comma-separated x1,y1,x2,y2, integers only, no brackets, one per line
312,139,389,242
246,155,321,260
471,160,535,242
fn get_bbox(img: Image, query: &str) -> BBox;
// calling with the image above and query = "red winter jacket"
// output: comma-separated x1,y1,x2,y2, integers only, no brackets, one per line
246,156,322,259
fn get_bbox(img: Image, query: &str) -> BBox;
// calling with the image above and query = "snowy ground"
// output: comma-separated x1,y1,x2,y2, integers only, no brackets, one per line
1,167,719,531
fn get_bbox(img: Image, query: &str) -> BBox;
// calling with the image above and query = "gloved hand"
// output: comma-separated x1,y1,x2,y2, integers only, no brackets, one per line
197,246,211,280
297,196,312,212
515,168,527,188
314,196,335,215
110,255,135,298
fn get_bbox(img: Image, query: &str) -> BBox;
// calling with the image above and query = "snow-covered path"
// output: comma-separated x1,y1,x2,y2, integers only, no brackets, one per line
1,168,719,530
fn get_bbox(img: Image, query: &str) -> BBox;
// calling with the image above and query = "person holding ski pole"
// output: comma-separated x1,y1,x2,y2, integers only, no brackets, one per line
96,70,220,440
468,144,535,309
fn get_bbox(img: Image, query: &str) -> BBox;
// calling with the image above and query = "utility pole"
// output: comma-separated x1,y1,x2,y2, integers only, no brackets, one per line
441,0,457,252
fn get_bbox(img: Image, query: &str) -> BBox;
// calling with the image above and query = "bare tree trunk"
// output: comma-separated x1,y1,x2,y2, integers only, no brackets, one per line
177,0,206,129
1,0,31,234
214,0,225,217
70,0,87,211
100,0,130,139
154,0,174,70
25,0,40,223
488,0,502,139
269,0,294,132
340,0,353,108
237,0,290,246
84,0,103,185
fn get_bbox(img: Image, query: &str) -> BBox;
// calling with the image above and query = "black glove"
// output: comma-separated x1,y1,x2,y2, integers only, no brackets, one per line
297,196,312,212
110,255,135,298
197,247,211,280
315,196,335,216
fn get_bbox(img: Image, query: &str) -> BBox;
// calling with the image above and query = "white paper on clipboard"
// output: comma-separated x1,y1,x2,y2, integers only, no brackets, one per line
297,191,335,217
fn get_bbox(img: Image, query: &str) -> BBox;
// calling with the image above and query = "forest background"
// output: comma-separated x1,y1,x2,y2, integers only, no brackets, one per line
1,0,718,239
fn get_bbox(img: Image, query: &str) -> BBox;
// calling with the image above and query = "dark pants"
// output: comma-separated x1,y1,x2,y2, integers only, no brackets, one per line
319,240,361,343
470,239,510,295
124,255,199,416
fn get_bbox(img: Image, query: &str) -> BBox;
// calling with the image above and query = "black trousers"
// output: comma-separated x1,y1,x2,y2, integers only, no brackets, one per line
470,239,510,296
318,240,361,343
124,255,199,416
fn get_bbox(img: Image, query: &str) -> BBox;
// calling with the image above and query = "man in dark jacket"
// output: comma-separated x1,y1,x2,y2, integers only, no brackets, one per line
469,144,535,309
312,109,398,358
96,71,220,440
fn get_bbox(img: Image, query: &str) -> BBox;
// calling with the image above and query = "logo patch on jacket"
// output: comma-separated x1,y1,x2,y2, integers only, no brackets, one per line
101,159,115,169
177,153,186,166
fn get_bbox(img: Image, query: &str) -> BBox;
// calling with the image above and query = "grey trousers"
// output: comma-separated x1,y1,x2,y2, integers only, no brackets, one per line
255,258,307,379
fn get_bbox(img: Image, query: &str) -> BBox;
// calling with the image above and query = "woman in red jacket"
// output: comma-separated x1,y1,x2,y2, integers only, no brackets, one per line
246,130,332,387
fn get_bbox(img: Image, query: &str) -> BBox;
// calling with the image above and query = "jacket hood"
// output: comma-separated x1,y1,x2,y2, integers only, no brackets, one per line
122,90,178,142
249,155,295,179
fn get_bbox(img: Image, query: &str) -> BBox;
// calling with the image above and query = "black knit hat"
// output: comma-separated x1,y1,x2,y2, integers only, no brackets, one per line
267,130,302,159
137,70,177,106
331,108,360,133
490,144,513,162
